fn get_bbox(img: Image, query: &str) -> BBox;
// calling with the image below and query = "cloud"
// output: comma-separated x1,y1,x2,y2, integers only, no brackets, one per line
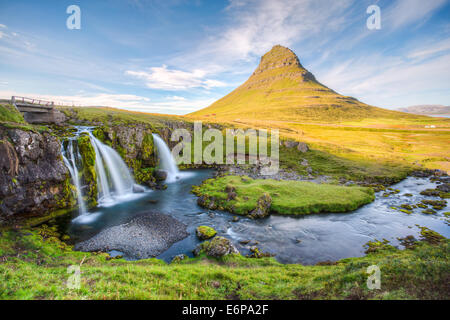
0,90,215,115
125,65,227,90
318,51,450,108
384,0,447,30
407,38,450,60
0,24,6,29
176,0,354,71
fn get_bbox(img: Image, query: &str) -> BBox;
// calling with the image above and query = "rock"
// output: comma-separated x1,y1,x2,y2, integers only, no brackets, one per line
75,212,189,259
0,128,71,220
437,183,450,193
283,140,298,148
306,167,313,175
194,236,239,258
196,225,217,240
153,169,168,181
133,184,145,193
247,246,273,258
300,159,309,166
171,254,188,263
197,195,217,210
297,142,309,153
227,191,237,200
232,216,240,222
248,193,272,219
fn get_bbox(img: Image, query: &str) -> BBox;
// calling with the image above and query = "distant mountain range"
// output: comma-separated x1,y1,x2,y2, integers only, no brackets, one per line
190,45,420,122
397,105,450,116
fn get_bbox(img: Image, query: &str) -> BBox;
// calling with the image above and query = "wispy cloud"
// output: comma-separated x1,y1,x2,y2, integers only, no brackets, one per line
125,65,227,90
384,0,447,30
319,51,450,108
0,90,215,115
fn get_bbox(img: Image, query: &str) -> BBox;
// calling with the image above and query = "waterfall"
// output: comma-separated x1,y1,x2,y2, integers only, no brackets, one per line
152,134,180,183
62,127,140,215
62,140,87,215
88,132,135,199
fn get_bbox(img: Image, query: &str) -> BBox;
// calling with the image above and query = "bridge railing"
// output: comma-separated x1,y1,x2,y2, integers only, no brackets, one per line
11,96,83,108
11,96,54,107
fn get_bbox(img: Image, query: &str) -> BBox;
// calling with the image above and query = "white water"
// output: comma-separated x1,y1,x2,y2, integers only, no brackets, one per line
88,132,135,203
62,140,87,215
152,134,180,183
62,128,142,215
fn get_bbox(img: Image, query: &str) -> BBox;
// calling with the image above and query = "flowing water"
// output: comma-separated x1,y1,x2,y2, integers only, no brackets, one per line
65,169,449,264
62,127,139,215
62,139,87,215
62,129,449,264
152,134,180,183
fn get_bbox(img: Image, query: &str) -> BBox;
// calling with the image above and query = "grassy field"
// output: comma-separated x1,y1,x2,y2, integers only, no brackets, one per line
193,117,450,174
192,175,375,216
0,226,448,300
187,45,450,173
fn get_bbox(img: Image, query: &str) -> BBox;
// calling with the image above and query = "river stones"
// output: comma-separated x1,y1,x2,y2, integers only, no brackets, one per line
74,212,188,259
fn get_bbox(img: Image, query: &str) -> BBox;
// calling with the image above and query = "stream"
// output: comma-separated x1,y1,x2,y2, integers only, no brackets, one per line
65,170,449,265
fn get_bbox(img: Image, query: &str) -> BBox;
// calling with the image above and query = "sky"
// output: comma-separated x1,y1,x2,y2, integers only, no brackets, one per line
0,0,449,115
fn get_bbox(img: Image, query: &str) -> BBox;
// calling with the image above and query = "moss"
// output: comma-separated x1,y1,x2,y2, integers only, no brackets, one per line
142,133,154,160
196,226,217,240
418,226,446,244
77,133,98,207
422,209,437,214
364,239,396,254
0,227,448,299
0,104,26,124
421,199,447,211
400,204,414,211
193,175,375,216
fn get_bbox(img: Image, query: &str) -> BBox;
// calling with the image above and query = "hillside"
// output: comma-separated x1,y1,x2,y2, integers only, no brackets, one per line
398,105,450,116
189,45,419,122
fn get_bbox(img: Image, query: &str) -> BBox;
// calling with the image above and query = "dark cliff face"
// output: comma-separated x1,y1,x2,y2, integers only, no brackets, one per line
0,127,73,223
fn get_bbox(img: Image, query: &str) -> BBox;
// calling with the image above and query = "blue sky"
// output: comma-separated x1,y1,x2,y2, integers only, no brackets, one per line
0,0,449,114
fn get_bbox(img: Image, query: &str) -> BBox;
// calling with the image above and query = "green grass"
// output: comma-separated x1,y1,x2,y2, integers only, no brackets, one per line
0,104,26,124
0,226,448,299
58,106,187,130
192,175,375,216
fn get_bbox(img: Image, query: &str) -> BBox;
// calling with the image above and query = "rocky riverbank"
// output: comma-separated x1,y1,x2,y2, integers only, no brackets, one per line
75,212,189,259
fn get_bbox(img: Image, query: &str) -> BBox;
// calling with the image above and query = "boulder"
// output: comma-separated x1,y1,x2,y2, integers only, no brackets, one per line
153,169,168,181
171,254,188,263
196,225,217,240
133,184,145,193
248,193,272,219
297,142,309,153
194,236,239,258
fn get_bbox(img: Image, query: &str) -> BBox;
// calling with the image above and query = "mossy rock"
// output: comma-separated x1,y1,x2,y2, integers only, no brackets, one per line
422,209,437,215
77,133,98,207
196,226,217,240
194,236,239,258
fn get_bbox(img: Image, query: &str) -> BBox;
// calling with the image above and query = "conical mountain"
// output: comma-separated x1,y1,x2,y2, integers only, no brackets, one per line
189,45,408,122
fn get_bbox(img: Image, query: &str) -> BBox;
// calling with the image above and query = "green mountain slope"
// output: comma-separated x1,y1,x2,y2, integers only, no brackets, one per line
189,45,417,122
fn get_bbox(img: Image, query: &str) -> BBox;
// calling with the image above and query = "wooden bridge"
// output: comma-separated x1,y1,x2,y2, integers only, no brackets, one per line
11,96,55,113
11,96,66,124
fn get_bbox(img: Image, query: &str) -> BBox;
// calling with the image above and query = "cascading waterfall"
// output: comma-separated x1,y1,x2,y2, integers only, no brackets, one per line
62,127,140,215
152,133,180,183
62,140,87,215
87,132,135,200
